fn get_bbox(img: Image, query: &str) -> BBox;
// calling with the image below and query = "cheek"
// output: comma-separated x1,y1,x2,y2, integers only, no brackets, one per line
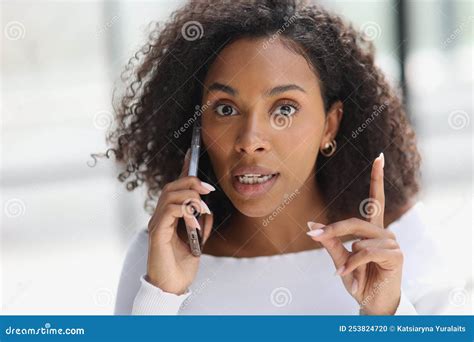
201,125,234,177
202,124,232,155
279,120,321,177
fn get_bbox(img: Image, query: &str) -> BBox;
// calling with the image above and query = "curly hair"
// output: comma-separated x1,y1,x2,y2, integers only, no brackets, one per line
92,0,421,229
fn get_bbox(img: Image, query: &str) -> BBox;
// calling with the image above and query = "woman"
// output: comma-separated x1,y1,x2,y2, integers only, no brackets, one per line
102,0,460,315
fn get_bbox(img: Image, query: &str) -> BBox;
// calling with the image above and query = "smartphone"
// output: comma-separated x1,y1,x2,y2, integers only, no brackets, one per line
185,120,204,256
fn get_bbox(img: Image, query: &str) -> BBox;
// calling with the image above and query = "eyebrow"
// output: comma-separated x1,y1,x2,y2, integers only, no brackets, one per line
205,82,306,97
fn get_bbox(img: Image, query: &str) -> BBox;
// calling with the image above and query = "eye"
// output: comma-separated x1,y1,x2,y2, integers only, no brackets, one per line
271,102,300,117
214,103,238,116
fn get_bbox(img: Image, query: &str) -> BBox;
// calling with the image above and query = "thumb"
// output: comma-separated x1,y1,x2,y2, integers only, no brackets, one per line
179,148,191,178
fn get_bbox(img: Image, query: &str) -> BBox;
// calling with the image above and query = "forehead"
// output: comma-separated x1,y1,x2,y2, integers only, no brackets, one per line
203,37,320,91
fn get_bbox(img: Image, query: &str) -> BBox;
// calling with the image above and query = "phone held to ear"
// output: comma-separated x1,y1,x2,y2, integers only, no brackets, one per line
185,120,204,256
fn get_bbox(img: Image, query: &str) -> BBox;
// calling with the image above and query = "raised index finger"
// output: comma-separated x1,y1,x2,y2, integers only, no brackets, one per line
367,152,385,228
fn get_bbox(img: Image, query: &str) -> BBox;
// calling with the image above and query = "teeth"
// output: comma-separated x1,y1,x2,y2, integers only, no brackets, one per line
237,174,276,184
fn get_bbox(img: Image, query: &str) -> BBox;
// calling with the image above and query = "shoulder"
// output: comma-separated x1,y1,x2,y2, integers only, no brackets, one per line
387,201,470,313
387,201,438,265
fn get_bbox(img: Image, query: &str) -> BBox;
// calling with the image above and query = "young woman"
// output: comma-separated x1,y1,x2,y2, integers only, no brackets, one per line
104,0,461,315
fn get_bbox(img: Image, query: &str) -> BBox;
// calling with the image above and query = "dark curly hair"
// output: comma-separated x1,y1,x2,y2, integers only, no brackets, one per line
92,0,421,230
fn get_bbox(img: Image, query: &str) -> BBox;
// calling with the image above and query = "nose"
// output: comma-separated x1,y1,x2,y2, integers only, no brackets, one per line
234,112,271,155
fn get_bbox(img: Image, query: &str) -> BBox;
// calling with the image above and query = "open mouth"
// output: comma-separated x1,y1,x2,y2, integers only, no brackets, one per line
232,173,280,197
235,173,279,185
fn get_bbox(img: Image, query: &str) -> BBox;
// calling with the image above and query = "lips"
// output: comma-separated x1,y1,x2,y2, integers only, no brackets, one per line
231,165,279,177
232,172,280,197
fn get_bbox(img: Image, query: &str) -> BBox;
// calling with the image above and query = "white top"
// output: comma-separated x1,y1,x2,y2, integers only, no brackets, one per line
114,201,468,315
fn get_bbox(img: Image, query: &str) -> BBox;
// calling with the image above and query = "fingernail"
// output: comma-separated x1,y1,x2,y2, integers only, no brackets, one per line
184,214,202,231
200,181,216,192
185,148,191,159
334,265,346,276
306,229,325,237
200,200,211,214
307,221,325,231
351,278,359,294
379,152,384,169
191,215,201,230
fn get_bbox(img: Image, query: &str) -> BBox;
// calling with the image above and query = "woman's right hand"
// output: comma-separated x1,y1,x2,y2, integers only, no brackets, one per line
146,148,215,295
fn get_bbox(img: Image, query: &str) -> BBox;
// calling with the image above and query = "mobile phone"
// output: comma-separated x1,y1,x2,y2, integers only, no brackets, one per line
185,120,204,256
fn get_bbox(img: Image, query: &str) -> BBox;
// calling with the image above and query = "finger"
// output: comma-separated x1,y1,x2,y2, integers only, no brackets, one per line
307,217,392,241
149,203,186,235
183,212,201,231
351,238,399,252
162,190,211,215
200,212,214,244
368,152,385,227
165,176,215,194
308,222,351,274
179,148,191,178
339,248,403,276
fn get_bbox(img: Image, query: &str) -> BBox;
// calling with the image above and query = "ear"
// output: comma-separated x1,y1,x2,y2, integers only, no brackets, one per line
320,100,343,148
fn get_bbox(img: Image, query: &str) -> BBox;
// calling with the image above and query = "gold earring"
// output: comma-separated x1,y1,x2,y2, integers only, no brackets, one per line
320,139,337,157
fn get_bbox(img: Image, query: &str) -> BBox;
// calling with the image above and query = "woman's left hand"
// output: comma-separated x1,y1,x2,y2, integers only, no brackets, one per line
307,153,403,315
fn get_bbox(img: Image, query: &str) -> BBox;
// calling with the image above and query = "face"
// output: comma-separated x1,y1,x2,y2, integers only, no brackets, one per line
200,37,341,217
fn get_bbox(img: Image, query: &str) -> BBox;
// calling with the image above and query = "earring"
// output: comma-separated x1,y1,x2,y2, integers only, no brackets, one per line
320,139,337,157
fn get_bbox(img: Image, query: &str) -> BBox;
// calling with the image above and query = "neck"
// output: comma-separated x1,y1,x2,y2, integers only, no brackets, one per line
207,174,331,257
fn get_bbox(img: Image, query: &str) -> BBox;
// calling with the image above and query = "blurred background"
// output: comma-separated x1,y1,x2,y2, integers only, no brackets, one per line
1,0,472,314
